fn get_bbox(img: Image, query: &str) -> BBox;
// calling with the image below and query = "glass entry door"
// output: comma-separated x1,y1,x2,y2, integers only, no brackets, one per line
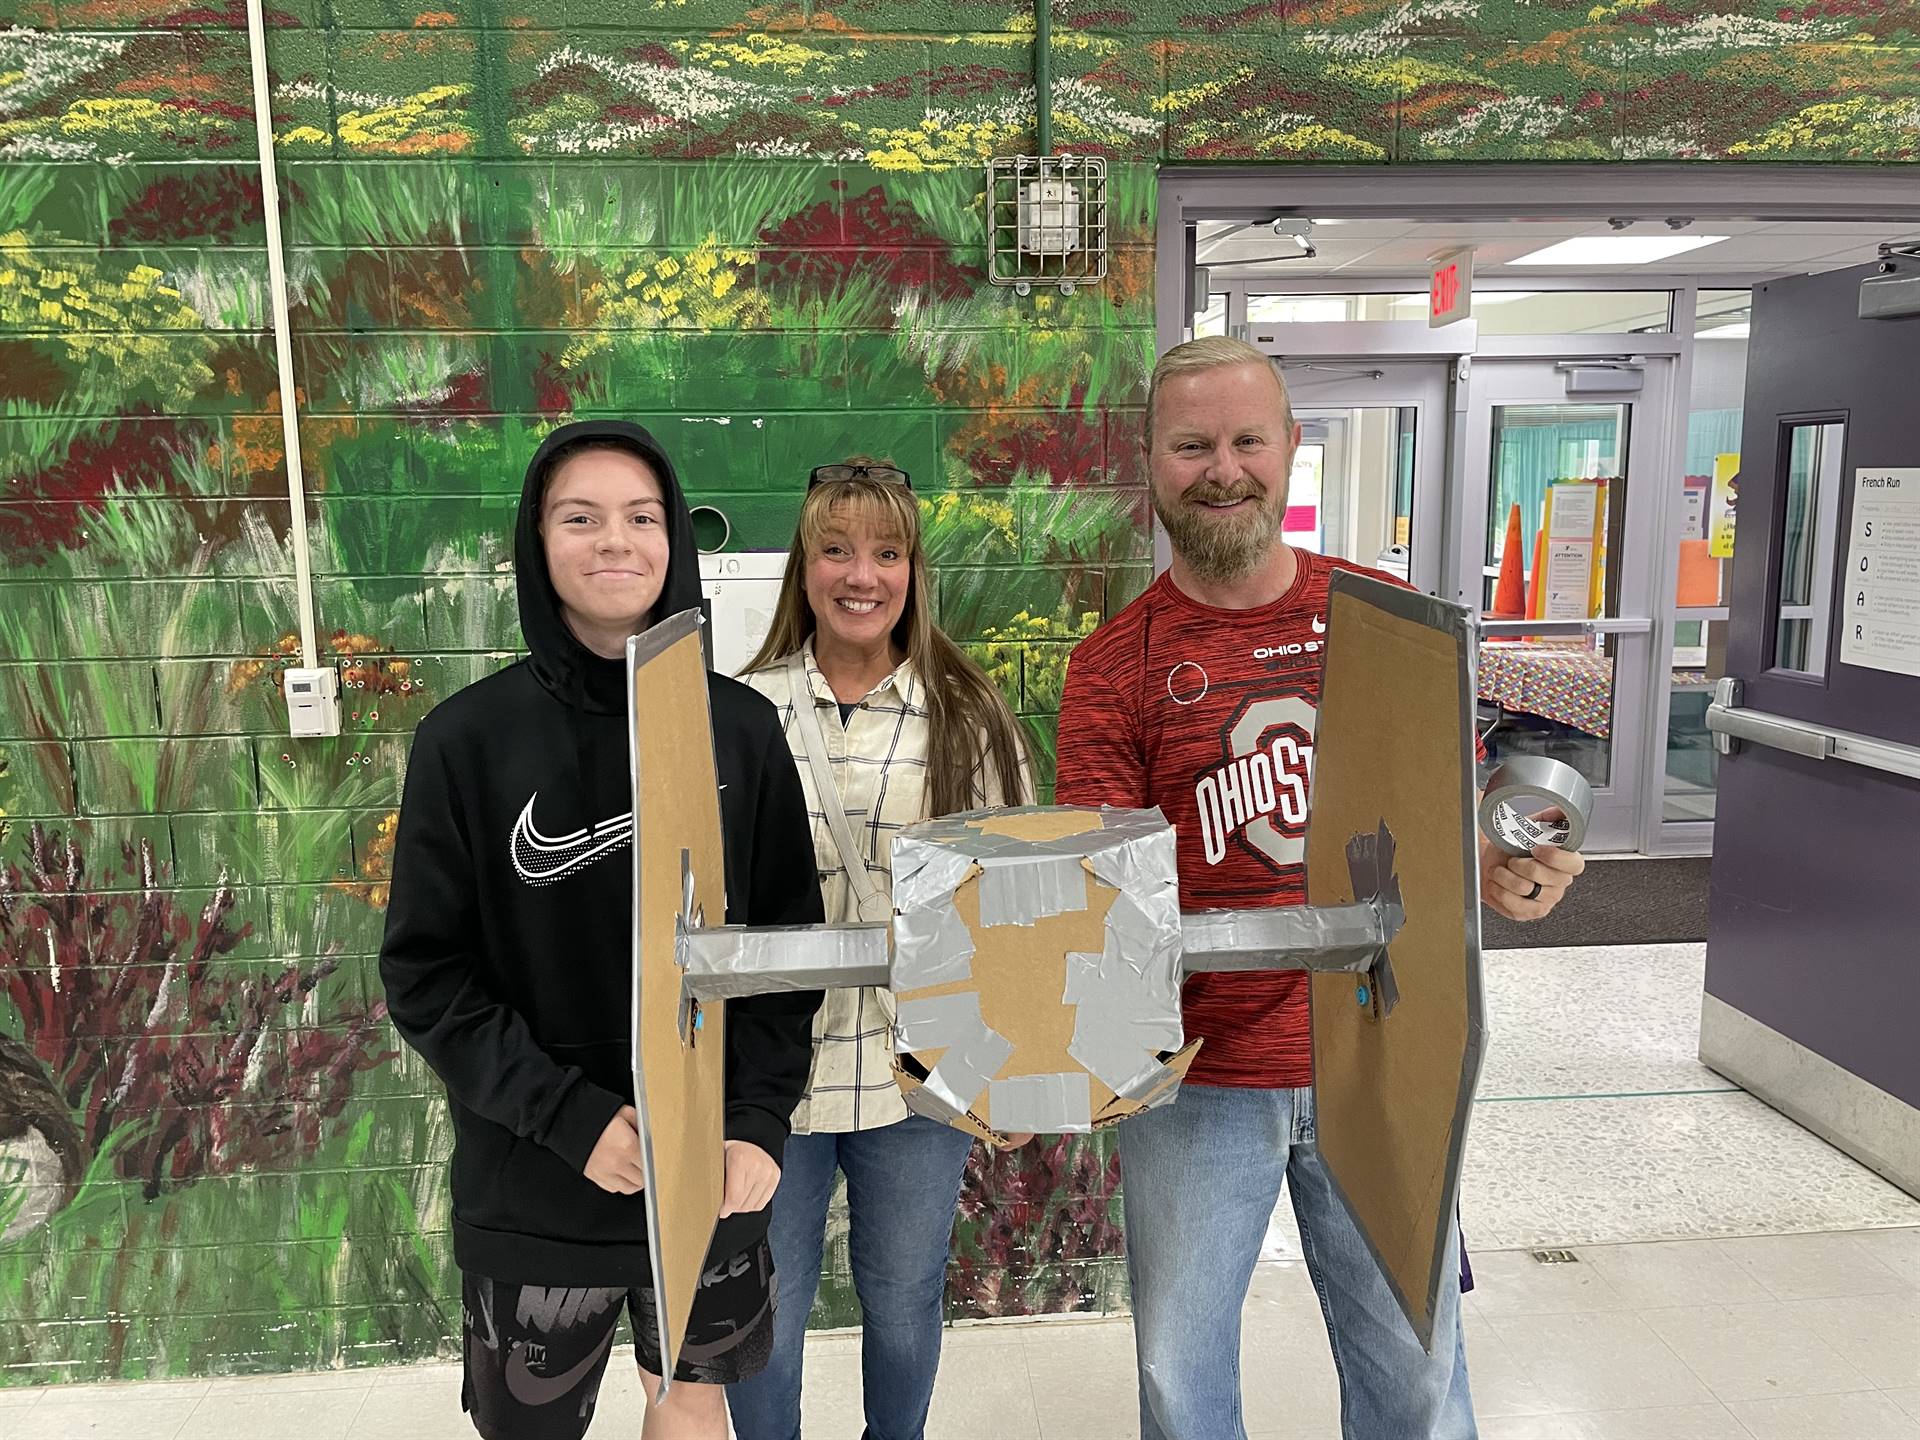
1281,360,1451,595
1455,356,1676,852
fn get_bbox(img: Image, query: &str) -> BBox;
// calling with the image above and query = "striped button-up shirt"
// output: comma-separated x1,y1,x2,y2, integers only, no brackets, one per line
745,639,1031,1133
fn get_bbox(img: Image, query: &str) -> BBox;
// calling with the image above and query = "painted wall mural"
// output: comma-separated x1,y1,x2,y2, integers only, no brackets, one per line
0,0,1915,1386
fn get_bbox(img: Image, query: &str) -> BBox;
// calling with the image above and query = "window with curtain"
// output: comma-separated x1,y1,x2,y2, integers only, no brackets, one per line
1485,405,1628,582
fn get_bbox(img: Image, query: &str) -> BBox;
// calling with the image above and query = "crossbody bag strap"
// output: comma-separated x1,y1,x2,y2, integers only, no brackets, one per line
786,650,889,921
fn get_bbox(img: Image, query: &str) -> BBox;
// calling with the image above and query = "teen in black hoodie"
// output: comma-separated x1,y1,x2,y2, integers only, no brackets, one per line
379,420,824,1439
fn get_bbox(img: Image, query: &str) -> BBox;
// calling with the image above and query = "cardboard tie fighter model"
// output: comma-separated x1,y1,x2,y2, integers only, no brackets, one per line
626,573,1574,1394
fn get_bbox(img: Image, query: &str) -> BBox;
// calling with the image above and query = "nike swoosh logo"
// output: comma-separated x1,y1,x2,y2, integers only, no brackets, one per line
1311,615,1327,634
509,793,633,885
674,1291,774,1364
469,1281,501,1352
504,1330,615,1407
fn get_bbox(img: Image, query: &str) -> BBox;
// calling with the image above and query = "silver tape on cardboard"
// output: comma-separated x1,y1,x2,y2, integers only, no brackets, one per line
891,902,977,991
923,1021,1014,1115
977,853,1089,928
1069,818,1187,1102
677,923,892,1000
988,1072,1094,1132
893,990,1015,1115
1479,755,1593,857
894,991,984,1051
890,838,978,913
889,805,1185,1122
1178,901,1397,975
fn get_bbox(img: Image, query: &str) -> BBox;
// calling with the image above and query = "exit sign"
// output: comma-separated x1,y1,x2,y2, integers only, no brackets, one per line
1429,248,1475,327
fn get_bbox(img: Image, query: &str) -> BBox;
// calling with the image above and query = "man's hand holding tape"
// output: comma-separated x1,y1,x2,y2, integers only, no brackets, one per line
1478,805,1585,922
1475,757,1593,923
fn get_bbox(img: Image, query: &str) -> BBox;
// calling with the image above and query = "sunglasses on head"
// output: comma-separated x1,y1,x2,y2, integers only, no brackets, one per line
808,463,912,490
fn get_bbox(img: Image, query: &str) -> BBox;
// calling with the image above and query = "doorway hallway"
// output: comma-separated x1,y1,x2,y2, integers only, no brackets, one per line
1155,167,1920,858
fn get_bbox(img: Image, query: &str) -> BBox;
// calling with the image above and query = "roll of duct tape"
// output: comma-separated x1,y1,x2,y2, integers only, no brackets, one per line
1478,755,1593,857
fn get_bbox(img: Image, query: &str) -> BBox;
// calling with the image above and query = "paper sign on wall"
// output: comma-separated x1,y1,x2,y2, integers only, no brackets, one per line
1839,467,1920,679
1708,454,1739,559
1682,480,1708,542
1539,481,1598,621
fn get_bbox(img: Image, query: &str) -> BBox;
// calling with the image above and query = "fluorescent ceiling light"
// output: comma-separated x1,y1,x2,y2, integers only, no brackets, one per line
1696,322,1751,339
1391,290,1538,307
1508,235,1728,266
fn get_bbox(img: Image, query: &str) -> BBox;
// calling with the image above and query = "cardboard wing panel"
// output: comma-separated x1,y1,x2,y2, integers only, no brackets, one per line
1305,572,1484,1352
628,612,729,1388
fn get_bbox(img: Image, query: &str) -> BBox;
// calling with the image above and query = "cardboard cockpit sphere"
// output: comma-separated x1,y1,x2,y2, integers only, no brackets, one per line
625,572,1485,1391
887,806,1203,1145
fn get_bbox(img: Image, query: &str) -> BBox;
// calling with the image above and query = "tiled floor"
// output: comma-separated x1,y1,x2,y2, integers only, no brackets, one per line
13,943,1920,1439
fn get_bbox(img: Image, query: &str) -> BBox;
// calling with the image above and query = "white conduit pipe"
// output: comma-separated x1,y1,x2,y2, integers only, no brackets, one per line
243,0,321,675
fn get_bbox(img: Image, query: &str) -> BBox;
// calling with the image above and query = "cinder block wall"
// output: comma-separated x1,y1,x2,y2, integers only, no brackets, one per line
1,0,1914,1384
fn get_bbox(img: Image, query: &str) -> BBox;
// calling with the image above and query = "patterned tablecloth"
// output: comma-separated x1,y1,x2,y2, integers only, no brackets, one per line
1477,641,1616,738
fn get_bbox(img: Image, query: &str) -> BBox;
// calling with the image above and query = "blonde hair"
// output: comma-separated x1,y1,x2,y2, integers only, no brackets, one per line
1144,335,1294,444
743,477,1030,819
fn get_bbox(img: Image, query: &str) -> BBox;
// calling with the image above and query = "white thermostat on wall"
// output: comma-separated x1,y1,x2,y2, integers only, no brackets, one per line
699,551,790,679
283,665,341,738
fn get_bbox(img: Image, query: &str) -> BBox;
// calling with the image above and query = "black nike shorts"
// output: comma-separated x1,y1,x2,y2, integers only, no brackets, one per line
459,1239,776,1440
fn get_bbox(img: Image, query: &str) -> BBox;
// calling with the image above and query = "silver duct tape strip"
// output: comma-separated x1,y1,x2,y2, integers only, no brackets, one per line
1063,939,1185,1052
894,991,984,1051
894,991,1015,1115
1070,1029,1176,1104
1179,901,1395,975
926,1023,1015,1116
678,924,893,1000
1084,817,1180,896
892,903,976,991
890,838,978,914
898,804,1174,864
977,853,1089,927
890,832,978,992
988,1072,1094,1132
1064,820,1187,1103
1479,756,1594,857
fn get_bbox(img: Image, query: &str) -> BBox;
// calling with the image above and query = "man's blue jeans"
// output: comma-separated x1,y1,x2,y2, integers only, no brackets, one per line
1120,1083,1478,1440
726,1113,975,1440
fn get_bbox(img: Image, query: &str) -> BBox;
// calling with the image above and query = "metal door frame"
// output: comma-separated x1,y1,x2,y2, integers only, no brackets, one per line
1240,344,1459,595
1458,352,1678,851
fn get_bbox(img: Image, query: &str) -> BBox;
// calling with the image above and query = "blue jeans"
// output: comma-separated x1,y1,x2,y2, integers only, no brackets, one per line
726,1113,975,1440
1120,1084,1477,1440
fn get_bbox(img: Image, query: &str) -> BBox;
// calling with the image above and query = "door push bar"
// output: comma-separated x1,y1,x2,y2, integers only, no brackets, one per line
1477,617,1654,637
1706,678,1920,782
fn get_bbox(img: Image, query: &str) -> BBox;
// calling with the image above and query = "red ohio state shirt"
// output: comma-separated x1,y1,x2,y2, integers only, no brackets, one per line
1056,551,1406,1090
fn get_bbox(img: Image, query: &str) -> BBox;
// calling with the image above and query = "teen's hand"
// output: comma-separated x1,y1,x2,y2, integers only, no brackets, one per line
1001,1132,1036,1148
1480,811,1586,922
719,1140,780,1217
584,1105,647,1195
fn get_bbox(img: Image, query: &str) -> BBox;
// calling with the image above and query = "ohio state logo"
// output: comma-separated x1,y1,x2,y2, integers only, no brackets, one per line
1193,693,1317,868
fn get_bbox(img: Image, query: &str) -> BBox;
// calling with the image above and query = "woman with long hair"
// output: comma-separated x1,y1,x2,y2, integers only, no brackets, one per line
724,461,1031,1440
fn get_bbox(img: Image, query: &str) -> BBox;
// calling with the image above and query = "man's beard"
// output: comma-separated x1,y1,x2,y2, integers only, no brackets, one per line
1151,477,1287,584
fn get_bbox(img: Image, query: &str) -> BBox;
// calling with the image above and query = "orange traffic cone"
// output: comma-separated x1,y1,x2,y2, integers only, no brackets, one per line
1488,504,1526,640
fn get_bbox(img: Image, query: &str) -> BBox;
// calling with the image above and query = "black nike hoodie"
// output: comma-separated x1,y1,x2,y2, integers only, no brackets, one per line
378,419,824,1287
